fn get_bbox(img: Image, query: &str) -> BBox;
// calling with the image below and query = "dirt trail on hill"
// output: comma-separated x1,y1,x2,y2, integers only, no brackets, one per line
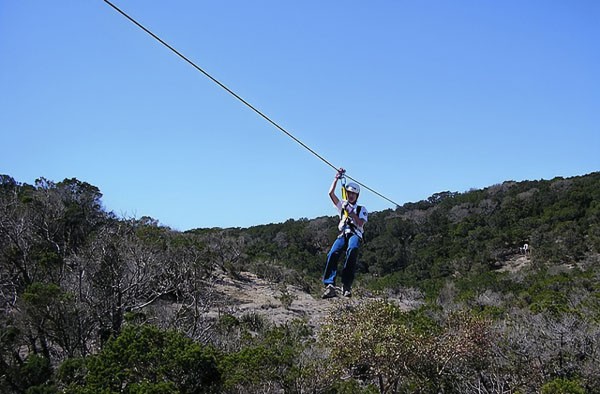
207,272,334,328
497,255,531,272
207,271,413,328
205,253,540,328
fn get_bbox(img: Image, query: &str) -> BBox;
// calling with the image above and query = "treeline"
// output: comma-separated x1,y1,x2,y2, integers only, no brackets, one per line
194,172,600,296
1,172,599,393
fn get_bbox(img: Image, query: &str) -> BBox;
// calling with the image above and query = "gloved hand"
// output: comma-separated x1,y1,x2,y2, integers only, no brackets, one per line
335,168,346,179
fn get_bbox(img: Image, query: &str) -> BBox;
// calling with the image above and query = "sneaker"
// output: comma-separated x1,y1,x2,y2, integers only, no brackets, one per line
342,286,352,298
321,284,338,299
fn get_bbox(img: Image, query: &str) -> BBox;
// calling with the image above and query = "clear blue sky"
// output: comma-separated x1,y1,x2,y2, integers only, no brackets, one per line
1,1,598,231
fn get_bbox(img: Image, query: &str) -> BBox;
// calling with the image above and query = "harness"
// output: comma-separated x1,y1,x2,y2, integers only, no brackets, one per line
339,176,363,238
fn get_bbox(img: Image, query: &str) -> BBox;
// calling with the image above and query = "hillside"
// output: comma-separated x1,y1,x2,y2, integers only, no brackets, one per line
192,246,540,330
189,171,600,299
203,269,417,329
1,171,600,393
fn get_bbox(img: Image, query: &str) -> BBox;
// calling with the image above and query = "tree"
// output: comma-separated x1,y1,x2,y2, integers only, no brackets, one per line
19,283,82,359
319,300,415,393
65,324,221,394
219,319,316,394
541,378,585,394
319,300,492,394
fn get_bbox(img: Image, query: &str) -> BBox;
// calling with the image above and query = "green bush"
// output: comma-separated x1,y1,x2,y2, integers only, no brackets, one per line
220,321,312,393
320,300,492,393
541,378,585,394
21,354,53,390
68,324,221,394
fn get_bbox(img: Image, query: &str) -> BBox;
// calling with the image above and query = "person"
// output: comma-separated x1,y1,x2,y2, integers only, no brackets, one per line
321,168,368,298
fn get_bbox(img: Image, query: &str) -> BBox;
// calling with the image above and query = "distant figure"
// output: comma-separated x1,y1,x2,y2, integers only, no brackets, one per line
321,168,368,299
520,243,530,256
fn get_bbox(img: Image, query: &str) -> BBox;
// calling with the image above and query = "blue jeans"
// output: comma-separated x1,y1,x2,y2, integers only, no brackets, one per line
322,233,361,289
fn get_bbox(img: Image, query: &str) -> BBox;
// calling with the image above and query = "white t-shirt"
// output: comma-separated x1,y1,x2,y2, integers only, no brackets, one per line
335,200,368,238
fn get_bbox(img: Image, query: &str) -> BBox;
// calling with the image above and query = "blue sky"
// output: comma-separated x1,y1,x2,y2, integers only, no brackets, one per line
1,1,598,231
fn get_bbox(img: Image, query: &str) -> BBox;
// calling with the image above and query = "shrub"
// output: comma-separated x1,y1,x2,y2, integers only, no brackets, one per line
541,378,585,394
67,324,221,394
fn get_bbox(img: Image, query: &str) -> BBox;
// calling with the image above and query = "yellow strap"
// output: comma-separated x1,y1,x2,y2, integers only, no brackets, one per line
341,180,349,219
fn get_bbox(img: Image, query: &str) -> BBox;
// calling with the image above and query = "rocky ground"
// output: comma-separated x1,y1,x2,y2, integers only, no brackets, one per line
200,253,543,330
497,254,531,272
206,271,331,327
205,270,418,329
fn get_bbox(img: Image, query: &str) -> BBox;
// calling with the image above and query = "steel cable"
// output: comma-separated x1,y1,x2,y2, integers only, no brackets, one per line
103,0,401,207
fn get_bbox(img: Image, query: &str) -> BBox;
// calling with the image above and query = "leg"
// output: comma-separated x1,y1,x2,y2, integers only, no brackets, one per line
322,236,347,285
341,234,361,292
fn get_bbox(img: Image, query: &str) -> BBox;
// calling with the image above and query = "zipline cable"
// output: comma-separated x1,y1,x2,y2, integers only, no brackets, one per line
103,0,401,208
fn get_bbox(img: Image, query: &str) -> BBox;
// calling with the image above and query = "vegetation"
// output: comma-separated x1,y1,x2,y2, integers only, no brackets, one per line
1,171,599,393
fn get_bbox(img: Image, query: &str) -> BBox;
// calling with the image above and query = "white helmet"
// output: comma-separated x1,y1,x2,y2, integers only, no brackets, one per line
345,182,360,195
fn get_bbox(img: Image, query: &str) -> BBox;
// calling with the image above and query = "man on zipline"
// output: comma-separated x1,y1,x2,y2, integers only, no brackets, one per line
322,168,368,298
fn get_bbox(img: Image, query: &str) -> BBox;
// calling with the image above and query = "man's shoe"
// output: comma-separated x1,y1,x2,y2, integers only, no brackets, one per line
322,284,338,299
342,286,352,298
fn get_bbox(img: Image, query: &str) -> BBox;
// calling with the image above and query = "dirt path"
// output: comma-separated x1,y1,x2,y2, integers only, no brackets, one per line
207,271,415,329
208,271,334,328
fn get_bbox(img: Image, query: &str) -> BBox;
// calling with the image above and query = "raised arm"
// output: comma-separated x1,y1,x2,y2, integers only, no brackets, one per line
329,168,345,206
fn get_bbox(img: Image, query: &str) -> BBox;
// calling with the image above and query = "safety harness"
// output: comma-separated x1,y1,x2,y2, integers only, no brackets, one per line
339,176,363,238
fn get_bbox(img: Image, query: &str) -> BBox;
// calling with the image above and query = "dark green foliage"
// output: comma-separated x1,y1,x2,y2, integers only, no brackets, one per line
0,354,57,394
2,172,600,393
219,320,313,392
325,380,379,394
360,173,600,291
20,283,82,359
68,324,221,394
184,172,600,300
21,354,53,390
56,358,86,388
541,378,585,394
